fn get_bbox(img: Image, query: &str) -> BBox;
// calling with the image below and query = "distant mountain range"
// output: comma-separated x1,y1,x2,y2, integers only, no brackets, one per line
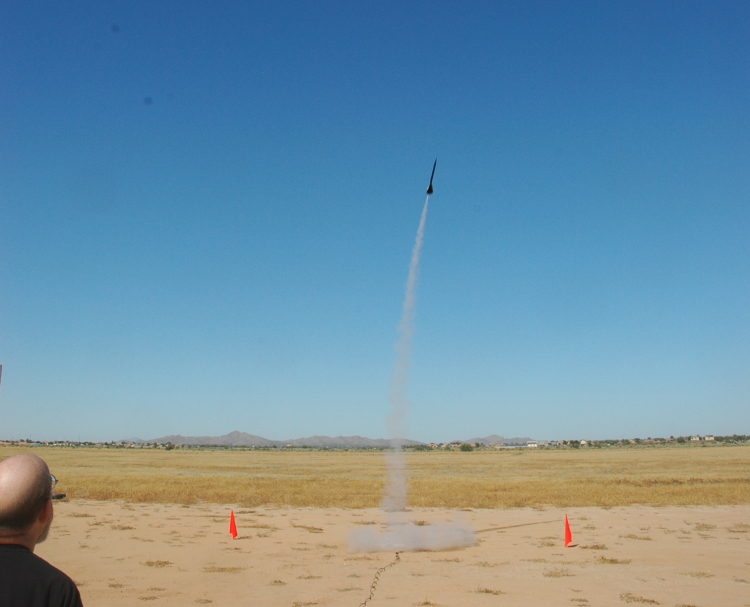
130,431,534,448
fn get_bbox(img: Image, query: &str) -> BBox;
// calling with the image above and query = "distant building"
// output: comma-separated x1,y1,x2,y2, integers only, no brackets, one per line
526,441,538,448
690,436,701,442
704,435,715,442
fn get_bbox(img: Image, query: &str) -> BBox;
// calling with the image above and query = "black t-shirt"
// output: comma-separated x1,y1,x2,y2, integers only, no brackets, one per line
0,544,83,607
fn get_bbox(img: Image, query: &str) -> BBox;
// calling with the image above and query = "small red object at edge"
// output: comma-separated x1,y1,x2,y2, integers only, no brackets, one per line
229,510,238,539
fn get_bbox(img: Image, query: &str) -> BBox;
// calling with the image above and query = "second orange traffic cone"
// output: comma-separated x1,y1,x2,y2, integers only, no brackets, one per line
564,515,573,547
229,510,238,539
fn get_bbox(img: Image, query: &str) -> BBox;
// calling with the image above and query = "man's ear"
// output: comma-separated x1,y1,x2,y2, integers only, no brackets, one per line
38,498,53,524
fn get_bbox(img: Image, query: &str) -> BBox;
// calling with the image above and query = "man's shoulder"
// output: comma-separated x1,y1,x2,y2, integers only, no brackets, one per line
1,543,72,577
0,544,83,606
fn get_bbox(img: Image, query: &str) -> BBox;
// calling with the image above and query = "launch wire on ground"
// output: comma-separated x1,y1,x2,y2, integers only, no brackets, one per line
358,552,401,607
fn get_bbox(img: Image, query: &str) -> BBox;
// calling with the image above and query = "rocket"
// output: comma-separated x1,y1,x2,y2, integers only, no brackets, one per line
426,159,436,195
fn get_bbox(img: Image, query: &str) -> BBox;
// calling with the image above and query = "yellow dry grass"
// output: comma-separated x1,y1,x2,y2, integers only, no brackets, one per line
1,445,749,508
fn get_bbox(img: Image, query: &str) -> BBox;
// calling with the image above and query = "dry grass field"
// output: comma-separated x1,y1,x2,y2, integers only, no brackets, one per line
1,445,749,508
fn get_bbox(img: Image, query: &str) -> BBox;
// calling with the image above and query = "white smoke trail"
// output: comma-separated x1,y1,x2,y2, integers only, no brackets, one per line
348,191,477,554
381,194,430,513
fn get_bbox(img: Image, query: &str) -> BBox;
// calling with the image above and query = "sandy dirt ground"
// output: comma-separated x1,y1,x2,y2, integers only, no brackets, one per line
36,500,750,607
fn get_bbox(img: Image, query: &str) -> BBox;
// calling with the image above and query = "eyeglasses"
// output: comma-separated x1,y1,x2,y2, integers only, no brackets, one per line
50,474,58,492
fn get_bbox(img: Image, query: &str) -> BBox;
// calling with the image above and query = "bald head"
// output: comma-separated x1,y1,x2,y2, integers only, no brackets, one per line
0,454,52,534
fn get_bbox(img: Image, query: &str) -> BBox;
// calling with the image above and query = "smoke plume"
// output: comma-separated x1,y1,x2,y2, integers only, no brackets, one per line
348,191,476,553
381,194,430,513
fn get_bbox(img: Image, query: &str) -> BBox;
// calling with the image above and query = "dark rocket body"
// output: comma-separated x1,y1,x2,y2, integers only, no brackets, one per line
426,159,436,194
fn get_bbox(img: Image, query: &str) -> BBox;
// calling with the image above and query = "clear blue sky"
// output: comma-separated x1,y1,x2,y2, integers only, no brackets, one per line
2,1,749,443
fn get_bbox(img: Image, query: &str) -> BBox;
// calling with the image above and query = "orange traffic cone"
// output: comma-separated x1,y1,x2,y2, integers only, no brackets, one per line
564,515,573,547
229,510,238,539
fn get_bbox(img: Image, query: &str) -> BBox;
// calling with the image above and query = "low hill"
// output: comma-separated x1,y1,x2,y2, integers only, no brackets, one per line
142,431,423,448
463,435,535,445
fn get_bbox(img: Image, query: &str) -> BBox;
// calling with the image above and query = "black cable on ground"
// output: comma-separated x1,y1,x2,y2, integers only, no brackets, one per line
475,519,558,533
358,552,401,607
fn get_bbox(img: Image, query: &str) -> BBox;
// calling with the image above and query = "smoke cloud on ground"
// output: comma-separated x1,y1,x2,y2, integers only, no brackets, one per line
349,515,476,553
